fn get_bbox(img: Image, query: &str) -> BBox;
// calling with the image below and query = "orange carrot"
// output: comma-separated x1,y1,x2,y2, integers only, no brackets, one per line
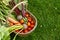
7,17,19,24
15,23,21,25
9,22,13,26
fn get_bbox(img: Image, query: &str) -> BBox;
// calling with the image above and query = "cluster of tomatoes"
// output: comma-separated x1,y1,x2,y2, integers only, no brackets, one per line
16,12,35,33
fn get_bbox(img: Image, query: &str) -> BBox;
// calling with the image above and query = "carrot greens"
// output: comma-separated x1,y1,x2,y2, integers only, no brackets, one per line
0,0,24,40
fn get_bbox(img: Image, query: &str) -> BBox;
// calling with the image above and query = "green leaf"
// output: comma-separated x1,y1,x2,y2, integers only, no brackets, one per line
6,25,23,33
0,26,6,40
0,25,23,40
2,0,11,5
0,11,6,21
0,13,5,20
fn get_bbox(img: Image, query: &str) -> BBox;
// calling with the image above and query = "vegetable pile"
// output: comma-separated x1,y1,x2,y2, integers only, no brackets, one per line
0,0,36,40
15,12,35,33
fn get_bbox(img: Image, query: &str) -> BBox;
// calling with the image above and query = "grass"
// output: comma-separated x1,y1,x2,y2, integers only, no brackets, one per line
11,0,60,40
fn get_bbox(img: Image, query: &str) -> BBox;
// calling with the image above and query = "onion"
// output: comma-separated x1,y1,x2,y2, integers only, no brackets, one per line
17,15,23,20
23,24,28,29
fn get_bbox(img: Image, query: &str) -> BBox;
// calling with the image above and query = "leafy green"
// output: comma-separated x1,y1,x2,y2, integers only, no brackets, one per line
0,1,10,21
2,0,11,5
10,12,17,20
0,25,23,40
0,11,6,21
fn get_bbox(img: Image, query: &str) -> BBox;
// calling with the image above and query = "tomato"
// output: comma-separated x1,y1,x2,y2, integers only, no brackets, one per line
25,13,29,17
30,25,34,28
24,29,28,33
28,27,32,31
28,17,32,22
15,30,19,32
27,22,31,27
20,19,24,24
31,21,34,24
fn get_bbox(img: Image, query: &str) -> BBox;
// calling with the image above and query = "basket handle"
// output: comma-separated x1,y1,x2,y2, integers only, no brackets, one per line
8,1,27,17
9,1,21,15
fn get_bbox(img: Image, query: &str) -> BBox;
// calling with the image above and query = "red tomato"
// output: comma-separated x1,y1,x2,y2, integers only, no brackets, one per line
31,21,34,24
28,17,32,22
30,25,34,28
24,29,28,33
15,30,19,32
27,22,31,27
25,13,29,17
28,27,32,31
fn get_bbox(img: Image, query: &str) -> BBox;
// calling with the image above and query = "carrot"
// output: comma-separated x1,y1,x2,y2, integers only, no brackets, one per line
7,17,19,24
9,22,13,26
15,23,21,25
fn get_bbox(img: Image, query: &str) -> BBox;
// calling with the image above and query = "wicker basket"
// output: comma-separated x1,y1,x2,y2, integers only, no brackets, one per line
9,0,37,36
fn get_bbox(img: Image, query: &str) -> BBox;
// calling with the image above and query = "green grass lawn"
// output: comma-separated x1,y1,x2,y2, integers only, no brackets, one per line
12,0,60,40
